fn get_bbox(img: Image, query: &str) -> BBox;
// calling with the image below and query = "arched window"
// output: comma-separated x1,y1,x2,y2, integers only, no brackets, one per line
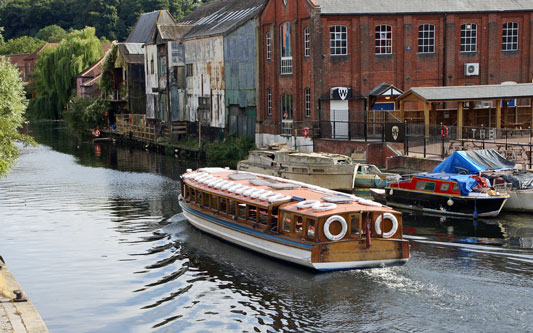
304,27,310,57
266,31,271,60
280,23,292,74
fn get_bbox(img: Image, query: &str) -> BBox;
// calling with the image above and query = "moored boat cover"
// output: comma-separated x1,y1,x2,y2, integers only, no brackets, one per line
501,172,533,189
417,173,478,196
433,149,515,174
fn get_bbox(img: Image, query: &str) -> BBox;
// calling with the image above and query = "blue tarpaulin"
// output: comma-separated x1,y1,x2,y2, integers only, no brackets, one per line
416,173,478,196
433,149,514,174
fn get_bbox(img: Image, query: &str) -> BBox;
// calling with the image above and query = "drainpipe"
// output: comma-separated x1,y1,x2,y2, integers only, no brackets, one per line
442,13,447,87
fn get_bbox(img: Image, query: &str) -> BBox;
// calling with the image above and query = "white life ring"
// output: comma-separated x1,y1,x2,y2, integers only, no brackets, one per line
234,186,249,195
374,213,398,238
296,200,320,209
323,215,348,241
221,182,235,191
311,202,337,211
242,188,256,196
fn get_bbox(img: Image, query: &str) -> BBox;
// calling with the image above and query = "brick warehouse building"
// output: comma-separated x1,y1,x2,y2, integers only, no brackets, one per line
256,0,533,149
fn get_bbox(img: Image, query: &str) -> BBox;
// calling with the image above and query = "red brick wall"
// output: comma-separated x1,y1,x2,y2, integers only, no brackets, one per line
258,1,533,136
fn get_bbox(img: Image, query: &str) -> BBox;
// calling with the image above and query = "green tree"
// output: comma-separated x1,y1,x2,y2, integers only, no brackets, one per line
0,36,45,55
0,56,35,177
35,25,67,43
29,27,103,119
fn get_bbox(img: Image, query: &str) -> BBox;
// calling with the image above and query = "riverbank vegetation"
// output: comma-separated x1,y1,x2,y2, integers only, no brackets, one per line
0,57,35,177
205,136,255,169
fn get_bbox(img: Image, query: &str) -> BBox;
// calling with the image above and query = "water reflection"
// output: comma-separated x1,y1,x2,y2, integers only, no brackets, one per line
0,122,532,332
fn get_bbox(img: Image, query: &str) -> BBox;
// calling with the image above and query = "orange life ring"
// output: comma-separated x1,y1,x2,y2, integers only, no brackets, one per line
303,127,310,137
93,129,101,137
441,125,448,138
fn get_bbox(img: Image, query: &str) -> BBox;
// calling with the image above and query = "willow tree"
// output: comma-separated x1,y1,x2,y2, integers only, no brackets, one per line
29,27,103,119
0,57,34,177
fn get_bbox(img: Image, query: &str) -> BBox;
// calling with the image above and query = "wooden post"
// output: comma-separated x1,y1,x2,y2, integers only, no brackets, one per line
399,100,405,122
496,99,502,131
457,102,463,140
424,101,430,138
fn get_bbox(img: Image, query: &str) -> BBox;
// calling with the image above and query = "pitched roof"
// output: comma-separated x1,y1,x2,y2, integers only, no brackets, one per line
158,24,193,40
178,0,267,39
313,0,533,14
397,83,533,102
126,10,177,43
117,43,144,64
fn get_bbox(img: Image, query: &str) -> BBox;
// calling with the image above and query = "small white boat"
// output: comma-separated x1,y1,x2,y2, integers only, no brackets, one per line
179,167,410,271
353,163,401,188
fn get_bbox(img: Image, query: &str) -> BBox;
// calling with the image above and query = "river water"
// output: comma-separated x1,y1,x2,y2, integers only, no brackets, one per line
1,122,532,332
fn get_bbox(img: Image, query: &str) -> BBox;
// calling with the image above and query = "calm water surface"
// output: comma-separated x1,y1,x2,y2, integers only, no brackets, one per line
1,122,532,332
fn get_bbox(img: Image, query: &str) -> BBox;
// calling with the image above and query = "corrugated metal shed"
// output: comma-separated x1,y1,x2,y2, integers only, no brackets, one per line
126,10,177,43
313,0,533,14
398,83,533,102
178,0,267,39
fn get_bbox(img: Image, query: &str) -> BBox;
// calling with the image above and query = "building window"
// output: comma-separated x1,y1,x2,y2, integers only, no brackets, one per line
304,27,310,57
280,22,292,74
267,88,272,116
502,22,518,51
186,64,193,77
329,25,347,55
460,23,477,52
266,31,271,60
281,94,293,120
375,25,392,54
304,88,311,117
418,24,435,53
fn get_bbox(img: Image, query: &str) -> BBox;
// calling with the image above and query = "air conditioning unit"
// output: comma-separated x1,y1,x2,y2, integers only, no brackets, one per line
464,63,479,76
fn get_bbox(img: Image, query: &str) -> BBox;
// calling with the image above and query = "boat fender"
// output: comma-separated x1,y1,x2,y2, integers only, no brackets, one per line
221,182,235,191
447,198,454,206
296,200,320,209
374,213,398,238
242,188,256,196
250,189,268,199
311,202,337,211
234,186,249,195
228,184,245,193
258,191,277,201
323,215,348,241
268,193,292,203
389,189,394,195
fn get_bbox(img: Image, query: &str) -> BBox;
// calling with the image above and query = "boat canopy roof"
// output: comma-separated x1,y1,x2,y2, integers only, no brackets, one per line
415,173,478,196
433,149,514,174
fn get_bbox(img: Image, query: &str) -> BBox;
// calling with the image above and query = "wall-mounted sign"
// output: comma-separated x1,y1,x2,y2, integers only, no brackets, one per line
330,87,352,100
385,123,405,143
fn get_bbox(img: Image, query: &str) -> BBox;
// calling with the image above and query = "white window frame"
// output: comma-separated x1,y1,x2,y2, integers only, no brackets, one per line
502,22,518,51
267,88,272,116
375,25,392,55
418,24,435,53
329,25,347,56
305,88,311,118
266,31,271,60
304,27,310,57
460,23,477,53
280,22,292,74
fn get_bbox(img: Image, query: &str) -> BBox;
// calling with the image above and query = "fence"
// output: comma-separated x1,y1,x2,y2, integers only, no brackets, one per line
115,114,156,142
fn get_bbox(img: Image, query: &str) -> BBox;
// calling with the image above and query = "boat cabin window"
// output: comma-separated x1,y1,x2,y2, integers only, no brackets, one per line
247,205,258,222
452,184,459,192
415,180,436,191
238,203,246,219
350,214,361,235
220,197,227,212
306,218,316,239
228,199,236,216
312,168,325,173
282,214,292,232
210,194,218,210
440,183,450,191
272,206,279,229
258,208,268,225
295,215,303,234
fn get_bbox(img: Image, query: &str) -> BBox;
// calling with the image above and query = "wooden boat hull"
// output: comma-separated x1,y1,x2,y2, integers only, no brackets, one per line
382,188,508,218
180,198,408,271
